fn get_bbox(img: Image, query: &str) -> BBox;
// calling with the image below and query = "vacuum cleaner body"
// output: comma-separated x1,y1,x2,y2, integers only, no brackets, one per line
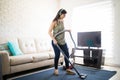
54,30,87,79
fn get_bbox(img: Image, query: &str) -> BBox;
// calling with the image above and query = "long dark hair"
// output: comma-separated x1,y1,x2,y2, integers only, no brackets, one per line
53,8,67,22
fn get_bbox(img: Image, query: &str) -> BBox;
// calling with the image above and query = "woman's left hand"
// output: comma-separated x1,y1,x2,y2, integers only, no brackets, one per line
66,29,71,32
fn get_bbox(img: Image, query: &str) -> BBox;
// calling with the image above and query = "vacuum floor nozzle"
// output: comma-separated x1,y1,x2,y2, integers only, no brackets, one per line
79,74,87,79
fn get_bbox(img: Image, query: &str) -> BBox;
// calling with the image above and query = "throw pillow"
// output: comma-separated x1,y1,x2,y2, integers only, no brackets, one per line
0,43,9,50
0,43,12,56
7,41,23,56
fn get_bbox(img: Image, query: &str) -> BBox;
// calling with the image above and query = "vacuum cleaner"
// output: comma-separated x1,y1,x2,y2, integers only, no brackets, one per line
54,30,87,79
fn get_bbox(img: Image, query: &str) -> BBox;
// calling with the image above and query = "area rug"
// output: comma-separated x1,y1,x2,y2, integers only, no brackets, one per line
9,65,117,80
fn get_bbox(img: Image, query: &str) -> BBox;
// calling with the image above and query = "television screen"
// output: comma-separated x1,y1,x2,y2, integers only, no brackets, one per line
77,31,101,47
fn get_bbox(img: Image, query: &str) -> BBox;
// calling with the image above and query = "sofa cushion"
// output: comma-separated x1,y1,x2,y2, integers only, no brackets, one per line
18,38,37,54
34,38,52,53
32,53,50,62
49,52,63,59
7,41,23,56
48,52,55,59
10,54,33,66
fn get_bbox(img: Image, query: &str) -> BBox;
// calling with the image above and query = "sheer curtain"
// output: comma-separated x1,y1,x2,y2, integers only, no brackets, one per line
71,0,114,57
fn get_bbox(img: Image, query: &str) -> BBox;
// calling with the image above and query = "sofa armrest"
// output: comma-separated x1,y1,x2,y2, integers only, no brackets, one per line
0,51,10,75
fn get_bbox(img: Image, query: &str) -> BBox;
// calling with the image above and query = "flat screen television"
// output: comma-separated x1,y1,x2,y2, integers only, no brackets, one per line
77,31,101,47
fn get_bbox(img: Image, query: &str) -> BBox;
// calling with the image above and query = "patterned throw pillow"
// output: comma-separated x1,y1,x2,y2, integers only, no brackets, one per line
0,43,12,55
0,43,8,50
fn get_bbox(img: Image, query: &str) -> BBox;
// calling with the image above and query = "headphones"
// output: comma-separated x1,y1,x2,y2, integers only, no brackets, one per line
59,8,64,15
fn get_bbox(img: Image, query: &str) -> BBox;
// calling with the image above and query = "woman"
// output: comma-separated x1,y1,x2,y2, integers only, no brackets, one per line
48,8,75,75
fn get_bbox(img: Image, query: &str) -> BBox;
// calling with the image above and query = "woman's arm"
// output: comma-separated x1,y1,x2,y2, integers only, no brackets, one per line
48,21,57,44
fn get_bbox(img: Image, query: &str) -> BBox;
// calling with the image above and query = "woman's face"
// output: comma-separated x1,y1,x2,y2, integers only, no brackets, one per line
60,14,66,19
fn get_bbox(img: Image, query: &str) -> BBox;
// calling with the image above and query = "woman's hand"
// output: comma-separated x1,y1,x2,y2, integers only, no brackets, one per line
53,39,57,45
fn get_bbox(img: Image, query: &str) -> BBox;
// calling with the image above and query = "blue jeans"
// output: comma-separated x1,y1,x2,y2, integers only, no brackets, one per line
52,41,69,69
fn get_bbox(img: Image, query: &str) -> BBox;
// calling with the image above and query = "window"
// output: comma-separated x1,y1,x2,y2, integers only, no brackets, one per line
71,0,114,57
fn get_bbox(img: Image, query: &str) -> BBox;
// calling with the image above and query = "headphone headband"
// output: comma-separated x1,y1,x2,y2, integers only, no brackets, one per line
59,9,63,15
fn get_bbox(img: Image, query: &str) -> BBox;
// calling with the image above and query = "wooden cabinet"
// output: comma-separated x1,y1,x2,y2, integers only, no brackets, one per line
72,48,102,69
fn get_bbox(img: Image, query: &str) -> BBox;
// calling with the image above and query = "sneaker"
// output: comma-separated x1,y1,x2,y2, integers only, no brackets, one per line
66,69,76,75
54,69,59,76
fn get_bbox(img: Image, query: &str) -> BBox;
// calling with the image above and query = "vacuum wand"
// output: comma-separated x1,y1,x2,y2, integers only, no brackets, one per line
54,30,87,79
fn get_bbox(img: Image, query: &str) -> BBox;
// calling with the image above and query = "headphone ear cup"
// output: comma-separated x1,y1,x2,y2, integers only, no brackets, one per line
59,11,61,15
59,12,61,15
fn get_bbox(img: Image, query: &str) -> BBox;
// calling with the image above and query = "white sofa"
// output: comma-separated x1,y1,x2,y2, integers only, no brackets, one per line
0,37,64,76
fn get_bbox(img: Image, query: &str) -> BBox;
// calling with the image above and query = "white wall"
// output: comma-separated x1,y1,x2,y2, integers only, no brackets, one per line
113,0,120,66
59,0,120,66
0,0,59,39
0,0,120,66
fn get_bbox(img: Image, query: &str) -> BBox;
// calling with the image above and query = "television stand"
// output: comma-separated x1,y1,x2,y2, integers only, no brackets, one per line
71,47,103,69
